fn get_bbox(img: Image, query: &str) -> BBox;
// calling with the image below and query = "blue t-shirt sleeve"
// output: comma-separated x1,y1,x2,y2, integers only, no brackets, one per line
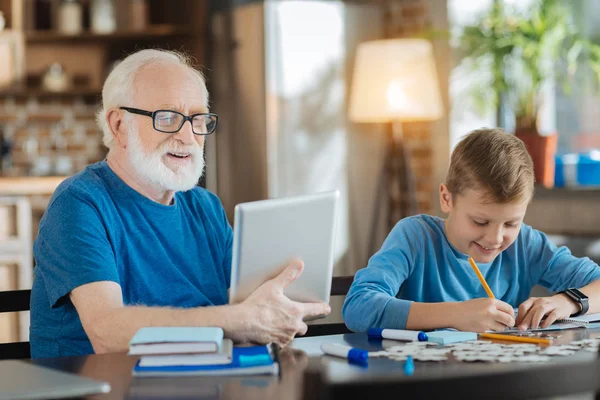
34,184,119,308
343,217,422,332
523,224,600,292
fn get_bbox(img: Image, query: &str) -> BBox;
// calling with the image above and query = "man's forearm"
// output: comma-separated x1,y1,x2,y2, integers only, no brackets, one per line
405,302,459,331
88,304,244,354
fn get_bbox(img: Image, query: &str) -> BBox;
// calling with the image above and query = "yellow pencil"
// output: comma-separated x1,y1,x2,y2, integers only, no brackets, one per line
468,257,495,299
480,332,552,346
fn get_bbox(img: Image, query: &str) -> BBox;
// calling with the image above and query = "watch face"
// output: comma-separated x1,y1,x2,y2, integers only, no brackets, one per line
569,288,589,300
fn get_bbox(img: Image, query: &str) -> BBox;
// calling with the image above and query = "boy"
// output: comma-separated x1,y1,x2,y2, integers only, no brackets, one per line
343,128,600,332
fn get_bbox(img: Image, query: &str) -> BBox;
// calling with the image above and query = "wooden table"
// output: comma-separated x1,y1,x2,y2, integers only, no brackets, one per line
28,330,600,400
31,346,307,400
298,330,600,400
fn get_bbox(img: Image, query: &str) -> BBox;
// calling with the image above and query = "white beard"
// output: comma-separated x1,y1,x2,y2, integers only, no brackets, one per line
126,124,205,193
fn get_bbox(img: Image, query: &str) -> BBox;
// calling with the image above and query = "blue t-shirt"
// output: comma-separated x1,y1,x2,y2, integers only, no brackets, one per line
343,214,600,332
30,161,232,358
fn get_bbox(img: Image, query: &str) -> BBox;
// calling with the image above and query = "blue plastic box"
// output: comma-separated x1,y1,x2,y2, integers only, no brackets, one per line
555,151,600,187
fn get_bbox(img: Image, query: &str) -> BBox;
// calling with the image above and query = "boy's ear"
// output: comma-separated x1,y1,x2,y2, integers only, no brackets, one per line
439,184,453,213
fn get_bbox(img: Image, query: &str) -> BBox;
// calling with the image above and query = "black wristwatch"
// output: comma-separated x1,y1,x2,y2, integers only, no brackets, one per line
560,288,589,317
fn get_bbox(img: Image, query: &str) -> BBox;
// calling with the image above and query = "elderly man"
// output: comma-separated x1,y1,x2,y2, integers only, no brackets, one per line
30,49,330,358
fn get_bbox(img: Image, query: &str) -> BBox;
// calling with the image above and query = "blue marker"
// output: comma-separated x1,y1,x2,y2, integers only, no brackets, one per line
320,343,368,364
368,328,428,342
404,356,414,376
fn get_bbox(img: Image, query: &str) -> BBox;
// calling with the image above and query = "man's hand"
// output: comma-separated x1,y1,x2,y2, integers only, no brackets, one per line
228,260,331,347
452,298,515,332
515,295,579,330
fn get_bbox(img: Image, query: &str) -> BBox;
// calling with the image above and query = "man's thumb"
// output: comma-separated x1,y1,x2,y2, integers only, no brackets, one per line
272,259,304,290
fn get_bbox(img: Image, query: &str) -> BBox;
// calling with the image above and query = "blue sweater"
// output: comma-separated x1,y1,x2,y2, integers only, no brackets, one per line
343,215,600,332
31,161,232,358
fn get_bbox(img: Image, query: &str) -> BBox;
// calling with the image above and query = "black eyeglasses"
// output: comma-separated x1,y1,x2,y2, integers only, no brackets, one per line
119,107,218,135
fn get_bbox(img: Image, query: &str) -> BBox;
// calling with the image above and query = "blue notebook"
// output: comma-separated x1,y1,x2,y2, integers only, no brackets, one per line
426,330,477,345
132,344,279,377
129,327,224,355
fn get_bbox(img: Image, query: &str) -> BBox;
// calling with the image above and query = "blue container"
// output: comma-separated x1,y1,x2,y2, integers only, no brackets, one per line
555,151,600,187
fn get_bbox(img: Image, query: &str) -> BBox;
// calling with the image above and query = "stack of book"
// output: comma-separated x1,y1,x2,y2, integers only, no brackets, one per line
129,327,279,377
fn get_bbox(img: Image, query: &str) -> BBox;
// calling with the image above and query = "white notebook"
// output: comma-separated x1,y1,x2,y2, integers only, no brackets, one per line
138,339,233,367
556,312,600,325
503,312,600,333
128,327,223,356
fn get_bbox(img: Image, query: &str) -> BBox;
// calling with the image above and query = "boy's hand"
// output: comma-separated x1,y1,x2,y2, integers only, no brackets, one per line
515,295,580,330
454,298,515,332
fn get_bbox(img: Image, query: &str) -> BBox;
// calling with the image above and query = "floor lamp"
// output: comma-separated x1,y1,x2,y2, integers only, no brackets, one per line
349,38,444,258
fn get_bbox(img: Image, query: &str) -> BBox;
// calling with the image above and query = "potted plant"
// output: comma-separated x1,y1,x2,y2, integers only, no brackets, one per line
456,0,600,187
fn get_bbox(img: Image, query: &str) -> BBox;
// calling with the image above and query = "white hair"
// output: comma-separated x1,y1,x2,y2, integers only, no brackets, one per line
96,49,209,151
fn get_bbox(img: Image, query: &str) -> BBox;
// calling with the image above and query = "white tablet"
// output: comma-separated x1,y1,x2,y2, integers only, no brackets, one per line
229,190,339,305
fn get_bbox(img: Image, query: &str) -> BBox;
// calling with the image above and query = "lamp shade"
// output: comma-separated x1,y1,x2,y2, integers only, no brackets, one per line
349,38,443,123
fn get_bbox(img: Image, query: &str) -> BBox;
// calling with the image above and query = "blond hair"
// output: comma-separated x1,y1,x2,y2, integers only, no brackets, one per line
445,128,534,203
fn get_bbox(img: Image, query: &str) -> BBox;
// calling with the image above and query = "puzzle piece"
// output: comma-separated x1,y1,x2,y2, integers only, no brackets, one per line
368,351,391,357
539,347,576,356
412,354,448,362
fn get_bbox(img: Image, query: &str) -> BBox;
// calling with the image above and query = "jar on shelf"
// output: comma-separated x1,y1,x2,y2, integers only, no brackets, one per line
42,63,70,92
57,0,83,35
91,0,116,34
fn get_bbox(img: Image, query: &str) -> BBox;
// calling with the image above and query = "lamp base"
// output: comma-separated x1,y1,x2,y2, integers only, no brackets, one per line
367,122,418,258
